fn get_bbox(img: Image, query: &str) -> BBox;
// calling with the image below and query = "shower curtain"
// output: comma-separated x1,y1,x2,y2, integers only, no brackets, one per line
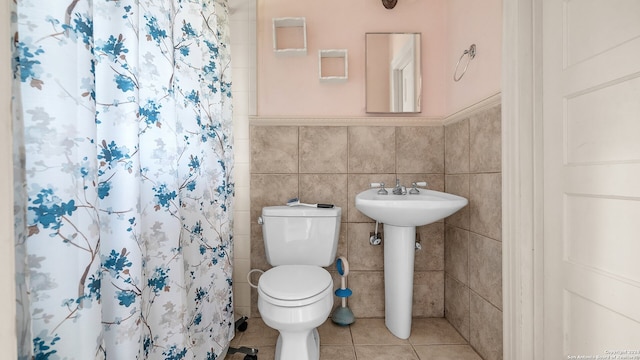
12,0,234,359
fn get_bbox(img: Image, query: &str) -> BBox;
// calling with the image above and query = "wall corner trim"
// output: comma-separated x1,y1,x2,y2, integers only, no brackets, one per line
443,93,502,126
502,0,542,358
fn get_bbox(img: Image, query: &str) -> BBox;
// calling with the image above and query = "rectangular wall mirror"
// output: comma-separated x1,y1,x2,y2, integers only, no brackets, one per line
365,33,421,113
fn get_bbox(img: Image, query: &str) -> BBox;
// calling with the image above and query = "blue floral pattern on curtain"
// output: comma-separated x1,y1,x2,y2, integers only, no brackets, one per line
12,0,234,359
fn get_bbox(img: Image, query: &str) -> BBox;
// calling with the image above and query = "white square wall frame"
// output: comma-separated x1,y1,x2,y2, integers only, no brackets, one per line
318,49,348,83
272,17,307,55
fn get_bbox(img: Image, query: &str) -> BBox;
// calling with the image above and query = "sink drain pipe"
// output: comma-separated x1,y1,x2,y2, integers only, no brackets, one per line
369,221,382,245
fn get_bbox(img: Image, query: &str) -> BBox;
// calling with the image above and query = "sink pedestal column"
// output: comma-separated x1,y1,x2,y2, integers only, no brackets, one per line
383,224,416,339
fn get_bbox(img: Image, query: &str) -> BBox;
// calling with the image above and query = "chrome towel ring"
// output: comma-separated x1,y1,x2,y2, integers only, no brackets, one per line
453,44,477,82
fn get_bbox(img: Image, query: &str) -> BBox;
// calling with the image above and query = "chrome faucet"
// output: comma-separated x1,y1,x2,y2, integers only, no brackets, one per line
370,182,388,195
392,179,406,195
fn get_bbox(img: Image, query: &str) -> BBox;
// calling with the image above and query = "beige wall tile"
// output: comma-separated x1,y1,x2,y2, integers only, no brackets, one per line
334,225,348,262
299,173,348,221
396,126,444,173
413,271,444,317
445,225,469,285
250,126,298,173
249,227,268,271
349,271,385,318
470,105,501,173
444,274,470,341
469,233,502,310
444,174,470,230
249,174,299,211
443,104,503,354
469,173,502,241
469,292,503,360
444,118,469,174
415,222,444,271
397,173,445,192
300,126,348,173
250,286,259,318
348,222,384,270
348,126,396,173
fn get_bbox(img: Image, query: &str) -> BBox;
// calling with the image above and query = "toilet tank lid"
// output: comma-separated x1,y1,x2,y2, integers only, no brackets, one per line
262,205,341,217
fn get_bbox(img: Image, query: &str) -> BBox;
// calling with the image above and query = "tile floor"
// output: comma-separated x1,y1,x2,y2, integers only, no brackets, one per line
226,317,483,360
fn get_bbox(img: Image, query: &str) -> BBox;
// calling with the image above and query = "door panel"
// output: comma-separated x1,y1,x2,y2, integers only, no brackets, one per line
543,0,640,357
564,0,640,66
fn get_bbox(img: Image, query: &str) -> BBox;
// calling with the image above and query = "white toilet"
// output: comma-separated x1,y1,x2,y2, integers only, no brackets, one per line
257,205,341,360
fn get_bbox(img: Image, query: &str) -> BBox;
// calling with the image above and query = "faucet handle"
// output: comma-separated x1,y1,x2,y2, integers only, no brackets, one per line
409,181,428,194
370,182,388,195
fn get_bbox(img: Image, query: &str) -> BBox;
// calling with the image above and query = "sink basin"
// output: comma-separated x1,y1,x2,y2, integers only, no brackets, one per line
355,188,468,227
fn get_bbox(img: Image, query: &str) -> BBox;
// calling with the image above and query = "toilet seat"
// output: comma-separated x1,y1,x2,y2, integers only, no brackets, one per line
258,265,333,307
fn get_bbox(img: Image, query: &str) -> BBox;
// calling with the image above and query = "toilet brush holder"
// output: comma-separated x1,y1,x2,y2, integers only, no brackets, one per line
331,257,355,326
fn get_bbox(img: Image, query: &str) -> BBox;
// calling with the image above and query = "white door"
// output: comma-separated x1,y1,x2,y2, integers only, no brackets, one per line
401,62,415,112
542,0,640,357
390,37,417,112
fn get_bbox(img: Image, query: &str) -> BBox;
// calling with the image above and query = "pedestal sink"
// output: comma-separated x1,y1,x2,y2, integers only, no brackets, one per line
355,187,468,339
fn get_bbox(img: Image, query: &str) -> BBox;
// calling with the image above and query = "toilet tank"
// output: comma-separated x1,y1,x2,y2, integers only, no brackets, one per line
261,206,342,267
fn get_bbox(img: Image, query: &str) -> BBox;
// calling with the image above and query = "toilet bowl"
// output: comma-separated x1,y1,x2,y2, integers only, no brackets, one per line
257,265,334,360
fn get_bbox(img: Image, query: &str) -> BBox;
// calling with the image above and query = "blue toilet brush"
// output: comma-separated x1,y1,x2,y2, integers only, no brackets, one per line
331,257,355,326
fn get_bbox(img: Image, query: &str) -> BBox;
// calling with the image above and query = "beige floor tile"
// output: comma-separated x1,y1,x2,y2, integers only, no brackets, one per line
321,345,356,360
409,318,466,345
226,317,482,360
414,345,482,360
350,318,409,345
235,317,279,347
355,345,419,360
318,319,353,345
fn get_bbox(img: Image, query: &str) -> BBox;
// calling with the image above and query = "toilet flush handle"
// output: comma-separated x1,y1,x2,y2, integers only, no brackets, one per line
257,216,264,225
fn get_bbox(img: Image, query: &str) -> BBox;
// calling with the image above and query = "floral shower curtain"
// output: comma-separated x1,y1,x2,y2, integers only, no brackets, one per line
12,0,234,359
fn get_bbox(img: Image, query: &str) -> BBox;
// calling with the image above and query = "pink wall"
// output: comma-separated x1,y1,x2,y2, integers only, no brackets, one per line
257,0,501,117
445,0,503,114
